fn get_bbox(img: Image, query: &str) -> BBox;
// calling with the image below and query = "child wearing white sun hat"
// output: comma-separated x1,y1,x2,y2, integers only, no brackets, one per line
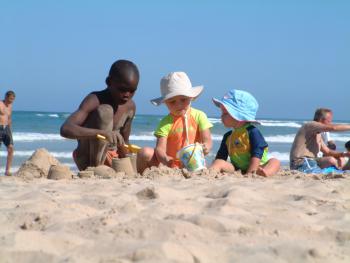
137,72,213,173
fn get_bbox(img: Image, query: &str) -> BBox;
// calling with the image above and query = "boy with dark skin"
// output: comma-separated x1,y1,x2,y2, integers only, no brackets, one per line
60,60,139,171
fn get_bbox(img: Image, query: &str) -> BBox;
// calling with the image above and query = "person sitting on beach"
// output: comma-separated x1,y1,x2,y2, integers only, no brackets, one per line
343,140,350,168
289,108,350,172
210,89,280,176
60,60,139,171
137,72,213,173
0,90,16,176
314,108,337,151
345,141,350,153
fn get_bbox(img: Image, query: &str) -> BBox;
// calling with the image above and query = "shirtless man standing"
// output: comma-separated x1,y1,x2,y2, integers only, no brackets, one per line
0,91,15,176
60,60,139,171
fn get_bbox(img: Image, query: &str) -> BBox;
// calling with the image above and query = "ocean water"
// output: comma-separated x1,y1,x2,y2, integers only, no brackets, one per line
1,111,350,174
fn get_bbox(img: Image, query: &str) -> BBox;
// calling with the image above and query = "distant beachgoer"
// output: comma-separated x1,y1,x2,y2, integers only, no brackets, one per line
344,140,350,167
0,90,16,176
290,108,350,172
137,72,213,173
210,89,280,176
60,60,139,171
345,140,350,152
314,108,337,150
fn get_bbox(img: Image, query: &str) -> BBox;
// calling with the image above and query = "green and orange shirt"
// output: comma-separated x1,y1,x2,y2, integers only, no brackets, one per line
154,107,213,167
215,123,268,172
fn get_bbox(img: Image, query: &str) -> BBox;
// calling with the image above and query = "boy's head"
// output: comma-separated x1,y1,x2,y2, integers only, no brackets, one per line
105,60,139,105
151,72,203,116
345,141,350,152
213,89,259,128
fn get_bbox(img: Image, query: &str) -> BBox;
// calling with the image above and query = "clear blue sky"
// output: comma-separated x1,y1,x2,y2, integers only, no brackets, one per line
1,0,349,120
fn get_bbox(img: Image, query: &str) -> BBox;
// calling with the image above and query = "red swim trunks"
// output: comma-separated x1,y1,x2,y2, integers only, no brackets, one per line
72,149,118,167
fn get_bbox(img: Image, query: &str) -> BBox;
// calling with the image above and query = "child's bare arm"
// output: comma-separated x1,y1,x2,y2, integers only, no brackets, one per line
200,128,212,155
246,157,261,174
155,137,173,166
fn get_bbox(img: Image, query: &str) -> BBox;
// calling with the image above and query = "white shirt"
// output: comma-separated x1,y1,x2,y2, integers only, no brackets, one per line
321,131,331,144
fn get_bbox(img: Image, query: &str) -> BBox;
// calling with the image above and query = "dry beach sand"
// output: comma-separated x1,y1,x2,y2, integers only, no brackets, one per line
0,149,350,262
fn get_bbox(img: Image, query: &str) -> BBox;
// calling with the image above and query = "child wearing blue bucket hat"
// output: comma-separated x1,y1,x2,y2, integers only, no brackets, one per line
210,89,280,176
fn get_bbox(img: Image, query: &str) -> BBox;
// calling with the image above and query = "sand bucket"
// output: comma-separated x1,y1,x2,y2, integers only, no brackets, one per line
177,143,206,171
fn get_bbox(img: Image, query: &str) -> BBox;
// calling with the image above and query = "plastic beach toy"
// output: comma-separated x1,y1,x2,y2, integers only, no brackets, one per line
177,143,206,171
96,134,141,153
123,144,141,154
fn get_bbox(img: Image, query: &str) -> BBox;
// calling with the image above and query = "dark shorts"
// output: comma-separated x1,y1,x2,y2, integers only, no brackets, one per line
0,125,13,147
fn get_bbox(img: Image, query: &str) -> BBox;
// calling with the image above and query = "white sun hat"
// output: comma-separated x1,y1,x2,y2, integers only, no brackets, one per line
150,72,203,106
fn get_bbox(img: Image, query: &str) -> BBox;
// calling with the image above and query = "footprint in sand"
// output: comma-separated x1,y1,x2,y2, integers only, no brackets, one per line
136,186,159,200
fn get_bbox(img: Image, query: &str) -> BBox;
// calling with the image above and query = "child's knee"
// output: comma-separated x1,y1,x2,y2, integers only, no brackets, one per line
269,158,281,167
138,147,155,161
328,157,338,166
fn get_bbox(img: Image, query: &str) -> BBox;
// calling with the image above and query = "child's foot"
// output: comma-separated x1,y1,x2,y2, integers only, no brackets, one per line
257,167,268,177
5,171,12,176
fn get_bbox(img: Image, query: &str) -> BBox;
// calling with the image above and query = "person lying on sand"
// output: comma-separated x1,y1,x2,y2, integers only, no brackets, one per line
137,72,213,173
210,89,280,177
60,60,139,171
290,108,350,172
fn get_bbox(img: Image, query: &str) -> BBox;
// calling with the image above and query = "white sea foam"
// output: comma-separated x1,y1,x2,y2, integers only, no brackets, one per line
36,113,60,118
329,134,350,142
264,134,295,143
130,134,156,141
0,151,72,158
259,120,301,128
13,132,64,142
208,118,221,124
212,135,223,141
268,151,289,162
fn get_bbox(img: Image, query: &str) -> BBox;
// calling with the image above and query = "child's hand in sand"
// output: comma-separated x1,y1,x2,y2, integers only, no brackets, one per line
202,143,210,155
165,156,174,167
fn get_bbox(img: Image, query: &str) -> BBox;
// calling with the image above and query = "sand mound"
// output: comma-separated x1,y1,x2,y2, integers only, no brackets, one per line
16,148,66,179
92,165,124,179
47,165,73,180
1,162,350,262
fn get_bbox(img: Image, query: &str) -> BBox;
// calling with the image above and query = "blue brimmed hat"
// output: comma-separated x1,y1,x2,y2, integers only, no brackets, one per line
212,89,259,122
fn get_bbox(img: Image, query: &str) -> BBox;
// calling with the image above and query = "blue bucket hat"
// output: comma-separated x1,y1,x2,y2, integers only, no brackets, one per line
212,89,259,122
